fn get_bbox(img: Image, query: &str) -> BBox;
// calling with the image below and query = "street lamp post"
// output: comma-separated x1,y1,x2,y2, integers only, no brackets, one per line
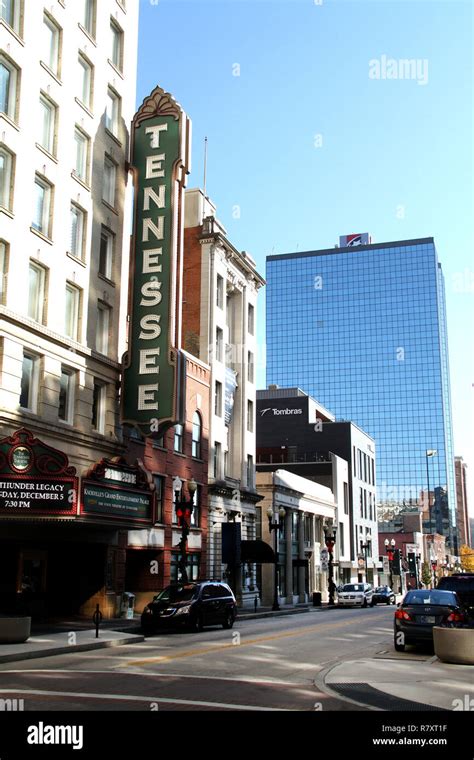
324,525,337,606
384,538,396,589
173,476,198,584
431,560,438,589
361,535,372,584
267,505,286,611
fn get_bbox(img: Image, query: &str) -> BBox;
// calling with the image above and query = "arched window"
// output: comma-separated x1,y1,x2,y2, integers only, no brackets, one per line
192,412,202,459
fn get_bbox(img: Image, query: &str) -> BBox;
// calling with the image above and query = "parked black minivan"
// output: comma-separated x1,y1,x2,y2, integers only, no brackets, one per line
141,581,237,633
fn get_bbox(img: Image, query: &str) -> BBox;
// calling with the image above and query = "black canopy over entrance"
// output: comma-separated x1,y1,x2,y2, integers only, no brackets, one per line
240,539,275,564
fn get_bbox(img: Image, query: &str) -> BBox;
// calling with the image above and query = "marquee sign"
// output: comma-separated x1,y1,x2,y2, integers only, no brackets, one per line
81,457,155,525
0,429,77,516
121,86,191,436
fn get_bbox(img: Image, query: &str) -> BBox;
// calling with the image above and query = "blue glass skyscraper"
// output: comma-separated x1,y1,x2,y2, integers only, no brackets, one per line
266,237,457,550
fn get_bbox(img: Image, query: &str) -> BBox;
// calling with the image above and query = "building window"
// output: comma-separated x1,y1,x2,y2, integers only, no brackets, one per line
247,399,254,432
0,240,7,304
343,481,349,515
363,489,367,519
153,475,164,523
74,128,90,183
0,55,19,121
19,353,38,411
371,458,375,485
174,423,183,453
191,411,202,459
58,367,74,423
92,380,105,432
247,455,254,488
0,146,14,211
99,227,114,279
69,204,86,259
1,0,20,32
110,19,123,71
102,155,116,207
28,262,46,322
81,0,96,37
32,175,52,238
38,94,56,155
339,523,345,555
96,303,110,355
43,13,60,76
191,485,200,528
248,303,255,335
248,351,254,383
215,380,222,417
170,553,200,583
216,274,224,308
215,327,223,363
358,449,363,481
105,87,120,136
78,54,93,110
65,283,80,340
213,442,221,479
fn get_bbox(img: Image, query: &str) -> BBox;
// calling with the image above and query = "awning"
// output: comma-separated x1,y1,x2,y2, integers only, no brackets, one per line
241,539,275,564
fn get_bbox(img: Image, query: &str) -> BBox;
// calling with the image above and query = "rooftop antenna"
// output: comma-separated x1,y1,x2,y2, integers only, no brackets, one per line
203,136,208,200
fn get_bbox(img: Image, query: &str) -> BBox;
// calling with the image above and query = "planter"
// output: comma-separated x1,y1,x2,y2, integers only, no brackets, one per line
0,616,31,644
433,626,474,665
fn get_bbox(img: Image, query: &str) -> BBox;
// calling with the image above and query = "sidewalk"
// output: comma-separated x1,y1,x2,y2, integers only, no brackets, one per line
322,655,474,711
0,629,144,665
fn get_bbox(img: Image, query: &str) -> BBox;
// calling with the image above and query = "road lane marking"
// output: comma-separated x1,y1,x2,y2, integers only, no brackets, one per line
0,688,293,711
125,617,378,667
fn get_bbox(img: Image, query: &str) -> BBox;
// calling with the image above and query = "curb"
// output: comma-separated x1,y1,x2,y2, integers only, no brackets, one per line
0,634,145,665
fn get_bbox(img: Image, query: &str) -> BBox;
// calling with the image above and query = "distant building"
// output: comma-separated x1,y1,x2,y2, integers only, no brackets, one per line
455,457,470,548
256,469,336,605
256,387,378,585
266,237,457,551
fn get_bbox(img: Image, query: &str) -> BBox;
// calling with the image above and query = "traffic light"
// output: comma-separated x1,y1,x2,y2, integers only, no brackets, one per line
176,505,192,527
392,548,401,575
408,553,417,575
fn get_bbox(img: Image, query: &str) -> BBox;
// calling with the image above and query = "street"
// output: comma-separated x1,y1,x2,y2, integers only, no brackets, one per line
0,606,431,711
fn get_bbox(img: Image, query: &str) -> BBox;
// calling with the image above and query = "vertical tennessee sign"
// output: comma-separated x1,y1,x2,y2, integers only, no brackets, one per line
122,87,191,435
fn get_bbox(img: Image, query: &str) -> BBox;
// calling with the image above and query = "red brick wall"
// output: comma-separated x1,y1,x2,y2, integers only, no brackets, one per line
126,355,210,609
183,226,203,357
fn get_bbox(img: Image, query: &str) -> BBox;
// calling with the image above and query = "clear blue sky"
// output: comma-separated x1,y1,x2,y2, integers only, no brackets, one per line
137,0,474,518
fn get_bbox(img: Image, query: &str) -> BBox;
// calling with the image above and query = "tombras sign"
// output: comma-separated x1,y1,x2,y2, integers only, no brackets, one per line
121,86,191,437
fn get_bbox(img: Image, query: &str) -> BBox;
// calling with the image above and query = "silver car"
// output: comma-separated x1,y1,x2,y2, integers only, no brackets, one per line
338,583,374,608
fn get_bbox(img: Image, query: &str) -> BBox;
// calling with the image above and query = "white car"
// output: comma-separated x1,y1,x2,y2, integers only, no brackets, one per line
338,583,374,608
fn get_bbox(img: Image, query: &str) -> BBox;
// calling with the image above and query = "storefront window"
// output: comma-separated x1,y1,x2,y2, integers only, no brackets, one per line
170,553,200,583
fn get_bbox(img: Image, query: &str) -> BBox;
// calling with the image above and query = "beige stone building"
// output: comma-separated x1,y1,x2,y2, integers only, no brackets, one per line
183,189,265,606
0,0,139,618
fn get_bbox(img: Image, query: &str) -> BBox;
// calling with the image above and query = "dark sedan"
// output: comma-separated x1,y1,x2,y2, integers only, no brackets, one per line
371,586,396,606
394,589,466,651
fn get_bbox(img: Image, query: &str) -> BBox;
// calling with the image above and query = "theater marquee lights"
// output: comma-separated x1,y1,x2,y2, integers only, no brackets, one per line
122,86,191,436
